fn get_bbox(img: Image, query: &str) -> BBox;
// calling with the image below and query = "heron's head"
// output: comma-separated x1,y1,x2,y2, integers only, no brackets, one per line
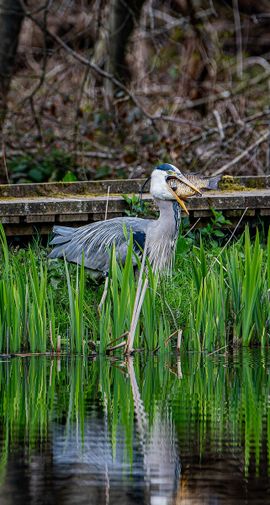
150,163,201,214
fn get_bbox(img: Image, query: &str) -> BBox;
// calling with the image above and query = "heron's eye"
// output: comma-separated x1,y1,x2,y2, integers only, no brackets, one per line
167,179,178,191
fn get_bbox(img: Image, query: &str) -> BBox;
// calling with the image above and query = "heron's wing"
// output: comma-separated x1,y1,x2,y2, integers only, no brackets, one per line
49,217,151,272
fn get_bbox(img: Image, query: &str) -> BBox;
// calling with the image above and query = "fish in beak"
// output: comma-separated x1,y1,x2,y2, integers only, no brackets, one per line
166,173,202,215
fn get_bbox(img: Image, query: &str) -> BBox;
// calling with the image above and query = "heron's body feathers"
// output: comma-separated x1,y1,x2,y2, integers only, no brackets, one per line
49,226,75,245
49,217,151,274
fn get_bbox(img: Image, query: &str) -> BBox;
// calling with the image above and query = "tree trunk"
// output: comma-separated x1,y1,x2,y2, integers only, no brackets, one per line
0,0,24,124
0,0,24,180
106,0,146,95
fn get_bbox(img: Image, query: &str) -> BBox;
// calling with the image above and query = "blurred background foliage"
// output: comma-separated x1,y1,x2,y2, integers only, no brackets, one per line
0,0,270,183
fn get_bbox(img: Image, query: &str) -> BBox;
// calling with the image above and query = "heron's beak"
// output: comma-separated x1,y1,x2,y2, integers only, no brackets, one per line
167,173,202,215
167,187,189,214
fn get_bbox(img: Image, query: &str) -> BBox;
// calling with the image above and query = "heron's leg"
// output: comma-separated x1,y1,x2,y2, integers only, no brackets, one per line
98,276,109,313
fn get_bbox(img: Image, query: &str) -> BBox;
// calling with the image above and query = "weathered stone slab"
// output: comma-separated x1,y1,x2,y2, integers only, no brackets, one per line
0,174,269,200
188,190,270,210
0,179,143,198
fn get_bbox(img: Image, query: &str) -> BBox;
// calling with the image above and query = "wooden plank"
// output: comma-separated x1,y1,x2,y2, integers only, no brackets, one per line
193,210,211,218
5,225,53,236
260,209,270,216
91,212,123,221
226,209,255,217
59,213,89,222
1,216,20,224
26,215,55,223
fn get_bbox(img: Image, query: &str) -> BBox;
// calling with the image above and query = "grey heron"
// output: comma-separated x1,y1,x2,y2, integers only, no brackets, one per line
48,163,203,276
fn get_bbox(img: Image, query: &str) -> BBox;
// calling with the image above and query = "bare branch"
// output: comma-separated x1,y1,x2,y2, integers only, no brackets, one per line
213,110,225,141
18,0,202,129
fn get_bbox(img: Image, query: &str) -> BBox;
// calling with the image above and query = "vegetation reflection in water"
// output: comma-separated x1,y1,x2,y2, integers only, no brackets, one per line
0,350,269,494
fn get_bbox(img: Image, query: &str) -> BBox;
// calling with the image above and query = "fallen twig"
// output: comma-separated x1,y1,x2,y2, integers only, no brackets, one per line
106,341,127,353
165,328,179,346
206,344,228,356
107,331,129,348
179,109,270,149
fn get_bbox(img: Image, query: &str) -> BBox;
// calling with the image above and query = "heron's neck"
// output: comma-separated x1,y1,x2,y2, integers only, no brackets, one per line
155,199,181,235
146,199,181,272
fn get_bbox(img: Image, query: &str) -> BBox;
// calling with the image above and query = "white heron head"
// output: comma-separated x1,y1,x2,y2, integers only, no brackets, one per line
149,163,201,214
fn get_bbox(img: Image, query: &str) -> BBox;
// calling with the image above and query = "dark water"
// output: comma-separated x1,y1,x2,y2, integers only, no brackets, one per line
0,350,269,504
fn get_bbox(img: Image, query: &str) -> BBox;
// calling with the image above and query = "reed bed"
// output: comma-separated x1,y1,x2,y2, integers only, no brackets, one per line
0,225,270,353
0,229,56,353
0,227,169,354
188,228,270,349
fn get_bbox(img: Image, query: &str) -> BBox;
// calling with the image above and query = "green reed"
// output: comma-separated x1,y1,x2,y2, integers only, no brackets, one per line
99,235,170,353
64,255,85,354
0,226,168,354
1,223,270,354
188,228,270,349
0,228,56,353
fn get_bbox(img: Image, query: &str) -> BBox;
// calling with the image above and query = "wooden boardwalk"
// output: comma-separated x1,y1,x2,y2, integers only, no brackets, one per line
1,175,270,236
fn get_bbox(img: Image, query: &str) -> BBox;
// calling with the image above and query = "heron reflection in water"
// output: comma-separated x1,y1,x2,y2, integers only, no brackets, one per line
53,357,181,505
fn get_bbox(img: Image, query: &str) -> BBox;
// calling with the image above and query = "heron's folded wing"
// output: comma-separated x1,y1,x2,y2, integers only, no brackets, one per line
49,217,150,273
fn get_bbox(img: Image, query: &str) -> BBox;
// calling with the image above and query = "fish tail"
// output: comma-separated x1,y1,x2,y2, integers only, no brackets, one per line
206,175,221,190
